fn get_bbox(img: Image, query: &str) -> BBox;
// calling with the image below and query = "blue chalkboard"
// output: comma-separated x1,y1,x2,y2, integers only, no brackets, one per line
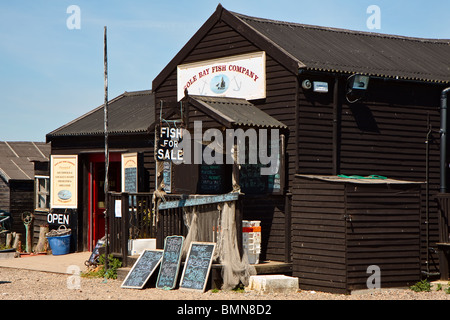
124,167,137,193
180,242,216,292
121,249,163,289
156,235,184,290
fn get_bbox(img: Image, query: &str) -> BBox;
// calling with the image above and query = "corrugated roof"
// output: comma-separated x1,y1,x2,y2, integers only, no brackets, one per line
233,11,450,83
296,174,423,185
0,141,50,182
188,95,288,129
153,5,450,90
46,90,154,140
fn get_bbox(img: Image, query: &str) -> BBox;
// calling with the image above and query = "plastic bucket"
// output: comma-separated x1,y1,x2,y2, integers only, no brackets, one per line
47,235,71,255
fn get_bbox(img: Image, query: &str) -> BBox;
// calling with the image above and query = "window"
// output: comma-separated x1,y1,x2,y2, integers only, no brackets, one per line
35,176,50,211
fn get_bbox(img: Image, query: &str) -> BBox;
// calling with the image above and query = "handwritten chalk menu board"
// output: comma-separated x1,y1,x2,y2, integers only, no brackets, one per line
180,242,216,292
121,249,163,289
122,153,138,193
156,235,184,289
198,164,224,194
163,161,172,193
239,137,281,194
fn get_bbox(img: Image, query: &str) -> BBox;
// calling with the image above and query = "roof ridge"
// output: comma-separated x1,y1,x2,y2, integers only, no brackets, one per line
123,90,153,97
46,90,152,139
232,11,450,44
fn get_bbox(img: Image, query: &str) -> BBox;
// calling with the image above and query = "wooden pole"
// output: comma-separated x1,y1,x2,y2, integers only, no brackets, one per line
35,225,49,253
104,26,109,271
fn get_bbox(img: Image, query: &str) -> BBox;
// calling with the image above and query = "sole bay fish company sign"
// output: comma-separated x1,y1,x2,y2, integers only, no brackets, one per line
177,51,266,101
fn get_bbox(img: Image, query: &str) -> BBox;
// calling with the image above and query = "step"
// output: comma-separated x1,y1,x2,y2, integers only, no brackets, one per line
117,267,132,281
245,275,299,294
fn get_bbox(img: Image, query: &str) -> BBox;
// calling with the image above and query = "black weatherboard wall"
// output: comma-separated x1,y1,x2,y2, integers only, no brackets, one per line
0,142,50,237
292,175,422,294
151,4,450,282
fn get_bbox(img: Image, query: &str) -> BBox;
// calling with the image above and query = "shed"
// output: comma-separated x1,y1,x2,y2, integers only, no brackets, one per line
46,90,156,251
292,174,422,293
0,141,50,236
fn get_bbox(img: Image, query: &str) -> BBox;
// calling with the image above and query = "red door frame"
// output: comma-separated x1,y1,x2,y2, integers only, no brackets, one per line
88,153,121,250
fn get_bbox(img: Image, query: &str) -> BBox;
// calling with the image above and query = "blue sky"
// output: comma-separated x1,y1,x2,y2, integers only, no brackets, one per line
1,0,449,142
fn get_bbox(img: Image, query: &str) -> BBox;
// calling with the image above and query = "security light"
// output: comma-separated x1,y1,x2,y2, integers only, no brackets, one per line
350,74,370,90
346,74,370,103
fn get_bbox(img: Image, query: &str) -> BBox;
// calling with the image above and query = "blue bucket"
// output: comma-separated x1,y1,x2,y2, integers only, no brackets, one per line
47,235,71,255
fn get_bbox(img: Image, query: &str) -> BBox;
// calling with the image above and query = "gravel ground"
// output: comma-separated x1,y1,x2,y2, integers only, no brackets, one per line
1,267,449,301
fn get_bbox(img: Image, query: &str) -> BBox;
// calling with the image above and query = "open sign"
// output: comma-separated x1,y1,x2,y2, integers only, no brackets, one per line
47,213,70,225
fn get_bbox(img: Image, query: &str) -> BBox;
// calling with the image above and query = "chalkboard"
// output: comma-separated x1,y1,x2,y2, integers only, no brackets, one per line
121,249,163,289
156,235,184,290
239,137,281,194
86,236,106,266
163,161,172,193
180,242,216,292
198,164,224,194
124,167,137,193
240,164,282,194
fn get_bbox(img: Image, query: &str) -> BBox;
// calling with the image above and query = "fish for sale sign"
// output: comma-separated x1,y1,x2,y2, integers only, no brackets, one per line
156,127,183,161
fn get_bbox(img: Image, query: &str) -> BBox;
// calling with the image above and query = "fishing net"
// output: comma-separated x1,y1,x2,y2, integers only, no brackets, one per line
181,200,256,290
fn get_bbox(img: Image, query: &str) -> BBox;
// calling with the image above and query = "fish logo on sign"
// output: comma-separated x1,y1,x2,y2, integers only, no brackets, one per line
210,74,229,94
58,190,72,201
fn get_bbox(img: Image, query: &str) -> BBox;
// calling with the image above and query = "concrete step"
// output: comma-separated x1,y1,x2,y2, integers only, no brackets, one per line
245,275,299,294
117,267,132,281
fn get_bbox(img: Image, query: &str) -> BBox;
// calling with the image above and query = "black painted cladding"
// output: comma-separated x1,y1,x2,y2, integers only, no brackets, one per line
292,175,422,293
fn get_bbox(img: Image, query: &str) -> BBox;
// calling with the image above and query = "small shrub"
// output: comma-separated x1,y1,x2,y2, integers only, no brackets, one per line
445,285,450,295
232,283,245,293
410,279,431,292
81,254,122,280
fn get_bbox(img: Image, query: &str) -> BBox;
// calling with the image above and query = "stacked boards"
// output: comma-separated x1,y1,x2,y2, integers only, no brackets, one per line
121,235,215,292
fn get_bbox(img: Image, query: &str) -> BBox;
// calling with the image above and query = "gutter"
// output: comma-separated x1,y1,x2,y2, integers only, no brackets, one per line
440,87,450,193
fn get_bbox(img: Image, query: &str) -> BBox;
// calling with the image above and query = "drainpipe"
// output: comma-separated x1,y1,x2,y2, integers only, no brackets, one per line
440,87,450,193
332,76,340,175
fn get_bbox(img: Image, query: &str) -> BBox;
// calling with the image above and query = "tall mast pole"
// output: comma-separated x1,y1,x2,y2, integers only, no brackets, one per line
103,26,109,270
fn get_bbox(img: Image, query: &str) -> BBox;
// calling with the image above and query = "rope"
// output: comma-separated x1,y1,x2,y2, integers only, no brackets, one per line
45,225,71,237
337,174,388,180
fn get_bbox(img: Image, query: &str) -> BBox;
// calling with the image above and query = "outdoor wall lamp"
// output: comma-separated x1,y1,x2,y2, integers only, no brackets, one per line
346,74,370,103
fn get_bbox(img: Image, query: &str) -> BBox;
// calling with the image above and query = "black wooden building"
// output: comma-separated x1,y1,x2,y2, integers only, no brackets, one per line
150,5,450,292
45,5,450,292
46,90,155,251
0,141,50,238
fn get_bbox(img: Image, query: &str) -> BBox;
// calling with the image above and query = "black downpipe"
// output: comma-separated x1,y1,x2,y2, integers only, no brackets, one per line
441,87,450,193
425,116,431,275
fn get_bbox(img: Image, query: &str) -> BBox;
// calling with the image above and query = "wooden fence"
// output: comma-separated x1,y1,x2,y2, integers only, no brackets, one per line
107,192,241,267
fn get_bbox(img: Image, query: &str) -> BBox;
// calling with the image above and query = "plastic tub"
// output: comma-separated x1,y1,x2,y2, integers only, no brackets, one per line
47,234,71,255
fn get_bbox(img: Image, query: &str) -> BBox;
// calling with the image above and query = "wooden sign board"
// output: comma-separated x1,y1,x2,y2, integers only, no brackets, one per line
180,242,216,292
121,249,163,289
156,235,184,290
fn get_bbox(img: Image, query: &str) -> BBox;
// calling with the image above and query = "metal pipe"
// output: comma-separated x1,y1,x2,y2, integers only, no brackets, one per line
440,87,450,193
332,76,340,175
425,115,432,275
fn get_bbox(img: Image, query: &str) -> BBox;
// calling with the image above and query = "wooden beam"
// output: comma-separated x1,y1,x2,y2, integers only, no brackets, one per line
158,193,239,210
